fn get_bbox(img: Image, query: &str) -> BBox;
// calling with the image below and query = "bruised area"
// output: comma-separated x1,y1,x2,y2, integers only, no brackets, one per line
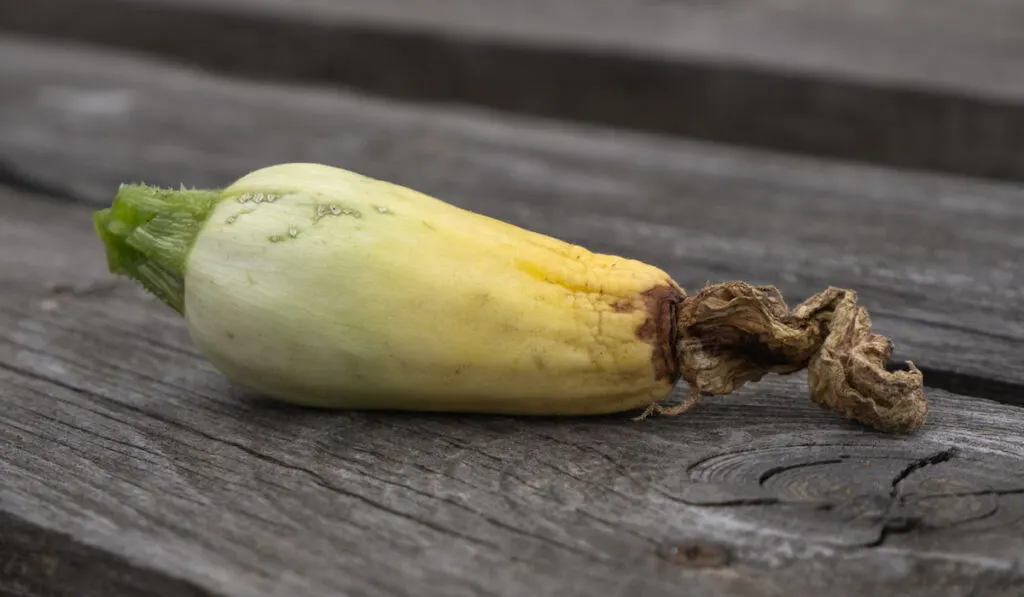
631,283,686,383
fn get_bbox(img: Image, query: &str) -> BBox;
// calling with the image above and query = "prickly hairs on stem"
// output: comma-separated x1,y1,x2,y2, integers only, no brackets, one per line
639,282,928,434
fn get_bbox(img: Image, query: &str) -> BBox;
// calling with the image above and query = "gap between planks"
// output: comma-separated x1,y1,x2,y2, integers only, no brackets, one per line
0,0,1023,181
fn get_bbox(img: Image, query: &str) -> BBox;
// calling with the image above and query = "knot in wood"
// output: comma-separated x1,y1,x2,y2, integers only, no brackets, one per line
658,540,730,568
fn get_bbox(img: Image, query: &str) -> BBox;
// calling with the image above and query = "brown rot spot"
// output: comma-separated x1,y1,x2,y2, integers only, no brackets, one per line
612,299,636,313
226,331,235,340
636,283,685,382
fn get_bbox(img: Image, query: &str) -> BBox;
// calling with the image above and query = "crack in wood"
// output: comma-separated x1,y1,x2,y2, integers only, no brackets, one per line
905,488,1024,499
757,459,845,487
679,497,783,507
911,365,1024,409
877,312,1024,346
889,448,961,498
685,443,868,476
867,447,961,548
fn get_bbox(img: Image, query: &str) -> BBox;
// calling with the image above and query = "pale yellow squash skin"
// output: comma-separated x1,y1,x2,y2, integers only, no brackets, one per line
184,163,682,415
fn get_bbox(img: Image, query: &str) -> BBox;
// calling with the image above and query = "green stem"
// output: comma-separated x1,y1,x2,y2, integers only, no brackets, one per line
92,184,222,314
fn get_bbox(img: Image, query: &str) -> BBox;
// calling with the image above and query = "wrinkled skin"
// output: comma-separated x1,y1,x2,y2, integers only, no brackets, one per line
640,282,928,434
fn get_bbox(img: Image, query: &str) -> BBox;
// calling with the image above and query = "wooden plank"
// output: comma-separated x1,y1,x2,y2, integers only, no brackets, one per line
0,510,210,597
0,37,1021,405
3,186,1024,597
1,0,1024,181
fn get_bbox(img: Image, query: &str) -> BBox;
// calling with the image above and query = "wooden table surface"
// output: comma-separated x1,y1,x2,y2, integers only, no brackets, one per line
1,4,1023,596
3,0,1024,181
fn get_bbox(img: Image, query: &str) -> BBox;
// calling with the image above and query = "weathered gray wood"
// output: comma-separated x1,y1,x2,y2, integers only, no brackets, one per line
2,186,1024,597
0,37,1021,405
0,511,210,597
1,0,1023,181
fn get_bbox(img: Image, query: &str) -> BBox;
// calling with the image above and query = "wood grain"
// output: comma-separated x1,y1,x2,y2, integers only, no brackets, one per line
1,37,1021,403
1,0,1023,180
2,186,1024,597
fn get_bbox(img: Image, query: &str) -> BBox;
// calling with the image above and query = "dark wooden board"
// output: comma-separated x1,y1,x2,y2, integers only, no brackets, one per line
3,185,1024,596
1,37,1022,405
2,0,1024,181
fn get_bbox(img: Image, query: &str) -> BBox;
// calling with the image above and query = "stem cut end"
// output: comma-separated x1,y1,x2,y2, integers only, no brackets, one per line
653,282,927,433
93,183,222,314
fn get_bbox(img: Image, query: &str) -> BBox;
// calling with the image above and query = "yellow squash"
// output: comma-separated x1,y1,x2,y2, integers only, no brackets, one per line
93,162,928,433
96,163,682,415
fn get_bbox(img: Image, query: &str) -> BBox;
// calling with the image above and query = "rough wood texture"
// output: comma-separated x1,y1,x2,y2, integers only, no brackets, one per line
2,0,1024,180
1,37,1022,403
2,37,1024,596
3,186,1024,597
